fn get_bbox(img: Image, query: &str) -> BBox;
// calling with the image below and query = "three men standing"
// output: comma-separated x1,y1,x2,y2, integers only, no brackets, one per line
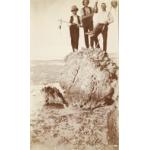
69,0,114,53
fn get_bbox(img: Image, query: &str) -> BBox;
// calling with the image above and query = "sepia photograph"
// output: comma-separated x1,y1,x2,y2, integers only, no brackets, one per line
30,0,119,149
1,0,150,150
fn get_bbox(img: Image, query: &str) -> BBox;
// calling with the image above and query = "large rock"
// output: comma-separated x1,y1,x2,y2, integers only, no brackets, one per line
59,50,118,109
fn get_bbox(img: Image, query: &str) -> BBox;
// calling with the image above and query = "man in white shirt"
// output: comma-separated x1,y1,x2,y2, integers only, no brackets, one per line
89,2,114,53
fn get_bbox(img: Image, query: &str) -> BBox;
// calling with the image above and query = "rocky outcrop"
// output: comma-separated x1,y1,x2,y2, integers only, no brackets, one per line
59,50,118,110
31,50,119,150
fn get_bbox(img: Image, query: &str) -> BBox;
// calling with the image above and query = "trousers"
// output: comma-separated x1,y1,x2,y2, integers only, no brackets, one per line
83,23,100,49
92,23,108,51
70,24,79,51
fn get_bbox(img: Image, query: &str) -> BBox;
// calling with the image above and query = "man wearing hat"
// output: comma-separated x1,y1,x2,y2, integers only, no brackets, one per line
81,0,100,49
69,5,81,52
90,2,114,53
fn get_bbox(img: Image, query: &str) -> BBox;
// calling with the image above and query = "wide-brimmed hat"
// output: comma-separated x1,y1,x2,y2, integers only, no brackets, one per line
71,5,78,12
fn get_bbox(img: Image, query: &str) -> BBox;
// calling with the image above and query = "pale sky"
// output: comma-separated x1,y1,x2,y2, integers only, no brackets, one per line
30,0,118,60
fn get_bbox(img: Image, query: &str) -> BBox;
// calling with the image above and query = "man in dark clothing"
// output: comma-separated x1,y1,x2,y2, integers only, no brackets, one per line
81,0,99,49
69,5,81,52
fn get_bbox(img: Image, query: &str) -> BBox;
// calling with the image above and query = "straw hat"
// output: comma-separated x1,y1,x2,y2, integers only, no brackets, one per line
71,5,78,12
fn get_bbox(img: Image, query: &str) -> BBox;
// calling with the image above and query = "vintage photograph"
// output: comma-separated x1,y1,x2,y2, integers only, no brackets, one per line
30,0,119,150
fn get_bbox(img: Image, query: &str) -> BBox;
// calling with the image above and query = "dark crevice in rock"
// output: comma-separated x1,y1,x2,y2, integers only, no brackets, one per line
68,66,80,92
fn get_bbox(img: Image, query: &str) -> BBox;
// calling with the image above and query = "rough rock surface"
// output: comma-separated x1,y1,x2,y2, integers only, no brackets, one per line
107,108,119,145
31,105,118,150
41,86,68,108
59,50,118,110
